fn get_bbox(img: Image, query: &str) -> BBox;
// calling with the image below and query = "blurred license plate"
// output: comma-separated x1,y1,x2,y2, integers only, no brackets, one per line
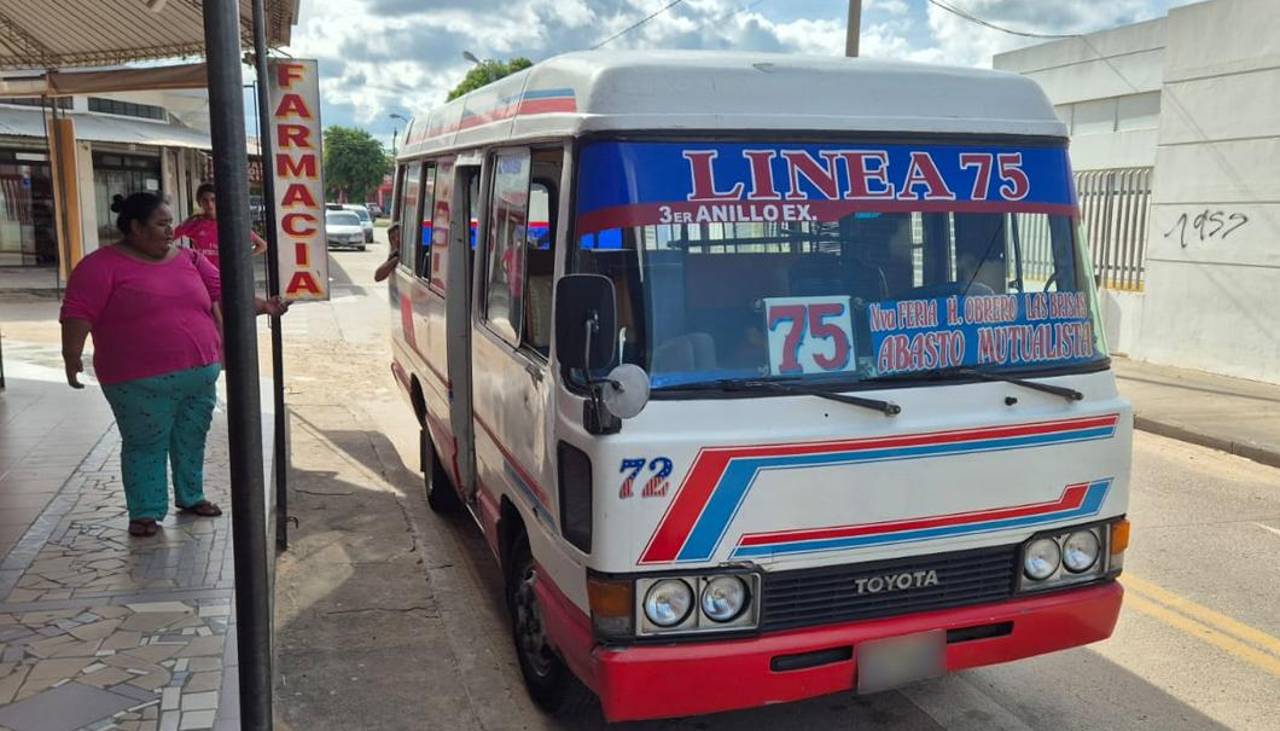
855,630,944,694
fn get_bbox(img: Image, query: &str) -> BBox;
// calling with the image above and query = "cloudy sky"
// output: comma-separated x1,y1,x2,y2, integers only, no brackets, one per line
280,0,1194,148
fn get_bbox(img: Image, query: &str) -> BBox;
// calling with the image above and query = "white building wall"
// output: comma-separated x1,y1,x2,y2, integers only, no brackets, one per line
1067,128,1160,171
995,25,1167,358
996,19,1166,101
1134,0,1280,383
994,0,1280,383
993,20,1165,173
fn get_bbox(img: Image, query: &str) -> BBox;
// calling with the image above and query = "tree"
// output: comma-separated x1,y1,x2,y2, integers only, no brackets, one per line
447,57,533,101
323,126,389,202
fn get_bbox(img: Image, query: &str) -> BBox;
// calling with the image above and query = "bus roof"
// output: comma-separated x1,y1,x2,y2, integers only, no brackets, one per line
397,50,1065,159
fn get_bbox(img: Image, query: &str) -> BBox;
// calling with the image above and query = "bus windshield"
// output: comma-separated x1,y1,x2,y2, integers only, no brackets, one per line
571,139,1107,391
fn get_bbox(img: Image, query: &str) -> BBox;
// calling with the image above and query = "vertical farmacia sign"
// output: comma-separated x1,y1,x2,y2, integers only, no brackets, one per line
268,59,329,301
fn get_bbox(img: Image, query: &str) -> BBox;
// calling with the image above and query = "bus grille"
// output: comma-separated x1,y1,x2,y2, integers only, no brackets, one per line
759,544,1018,632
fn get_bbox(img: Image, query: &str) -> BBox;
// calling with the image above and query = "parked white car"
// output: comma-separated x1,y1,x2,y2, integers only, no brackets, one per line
325,210,366,250
326,203,374,242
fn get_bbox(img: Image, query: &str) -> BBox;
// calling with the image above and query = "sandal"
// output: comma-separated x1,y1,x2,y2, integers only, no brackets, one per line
128,519,159,537
177,501,223,517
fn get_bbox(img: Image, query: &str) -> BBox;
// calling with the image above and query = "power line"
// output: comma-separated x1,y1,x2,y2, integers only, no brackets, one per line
590,0,768,51
926,0,1079,40
592,0,688,49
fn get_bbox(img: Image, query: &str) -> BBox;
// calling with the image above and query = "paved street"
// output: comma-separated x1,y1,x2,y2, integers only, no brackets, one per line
270,229,1280,730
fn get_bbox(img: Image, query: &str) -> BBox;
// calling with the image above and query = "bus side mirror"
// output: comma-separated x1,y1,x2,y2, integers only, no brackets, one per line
555,274,618,374
555,274,621,435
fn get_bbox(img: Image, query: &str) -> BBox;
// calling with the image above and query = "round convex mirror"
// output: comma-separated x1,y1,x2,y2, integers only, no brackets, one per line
602,364,651,419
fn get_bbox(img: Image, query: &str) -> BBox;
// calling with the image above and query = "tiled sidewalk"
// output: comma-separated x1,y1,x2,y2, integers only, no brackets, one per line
0,359,240,731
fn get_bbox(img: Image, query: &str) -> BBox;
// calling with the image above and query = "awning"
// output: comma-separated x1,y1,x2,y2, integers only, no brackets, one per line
0,64,209,97
0,105,210,150
0,0,298,69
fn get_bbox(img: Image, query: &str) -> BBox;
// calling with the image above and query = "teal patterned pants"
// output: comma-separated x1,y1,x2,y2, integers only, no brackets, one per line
102,364,221,521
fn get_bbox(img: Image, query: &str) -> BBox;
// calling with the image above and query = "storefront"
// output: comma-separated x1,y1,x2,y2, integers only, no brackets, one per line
0,96,212,279
0,150,56,267
91,150,162,247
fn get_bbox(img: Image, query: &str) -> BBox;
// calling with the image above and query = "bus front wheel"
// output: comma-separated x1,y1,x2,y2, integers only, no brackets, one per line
421,427,459,513
507,533,594,716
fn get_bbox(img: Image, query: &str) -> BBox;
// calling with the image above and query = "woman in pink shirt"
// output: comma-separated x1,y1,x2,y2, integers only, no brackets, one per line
61,192,287,537
174,182,268,269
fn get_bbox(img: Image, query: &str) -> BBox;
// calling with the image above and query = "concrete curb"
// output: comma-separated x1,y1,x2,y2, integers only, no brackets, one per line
1133,415,1280,470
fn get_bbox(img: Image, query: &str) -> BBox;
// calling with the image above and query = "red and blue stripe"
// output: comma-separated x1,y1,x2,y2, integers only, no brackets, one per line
475,415,554,529
410,88,577,143
732,479,1110,559
638,414,1120,565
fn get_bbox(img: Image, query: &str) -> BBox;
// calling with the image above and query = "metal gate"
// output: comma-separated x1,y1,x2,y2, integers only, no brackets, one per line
1017,167,1152,292
1077,168,1152,291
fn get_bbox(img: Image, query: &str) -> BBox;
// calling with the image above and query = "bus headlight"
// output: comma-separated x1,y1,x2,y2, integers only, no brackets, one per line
1017,521,1121,593
1062,530,1101,573
634,572,760,636
1023,538,1061,580
643,579,693,627
701,576,748,623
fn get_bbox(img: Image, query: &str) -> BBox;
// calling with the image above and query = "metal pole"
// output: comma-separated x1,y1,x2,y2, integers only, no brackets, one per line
199,1,272,728
845,0,862,57
392,128,398,157
252,0,289,551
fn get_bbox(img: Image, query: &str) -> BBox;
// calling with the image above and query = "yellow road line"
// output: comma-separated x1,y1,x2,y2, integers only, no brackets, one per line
1125,593,1280,677
1124,574,1280,660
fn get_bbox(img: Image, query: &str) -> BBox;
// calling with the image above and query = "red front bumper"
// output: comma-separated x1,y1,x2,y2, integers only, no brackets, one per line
572,581,1122,722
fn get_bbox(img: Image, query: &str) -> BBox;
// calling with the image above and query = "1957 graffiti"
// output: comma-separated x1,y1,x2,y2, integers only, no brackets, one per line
1163,209,1248,248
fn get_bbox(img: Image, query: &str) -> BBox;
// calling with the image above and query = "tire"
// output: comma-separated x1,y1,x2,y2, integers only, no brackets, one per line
358,244,367,251
506,533,595,716
421,427,459,513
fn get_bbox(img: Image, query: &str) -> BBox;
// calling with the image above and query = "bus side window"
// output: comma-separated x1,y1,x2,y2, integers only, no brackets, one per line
398,162,422,270
415,164,436,280
482,150,532,345
523,163,559,357
429,159,455,291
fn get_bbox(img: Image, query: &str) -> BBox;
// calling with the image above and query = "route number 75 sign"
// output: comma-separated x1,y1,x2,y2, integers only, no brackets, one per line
764,296,858,376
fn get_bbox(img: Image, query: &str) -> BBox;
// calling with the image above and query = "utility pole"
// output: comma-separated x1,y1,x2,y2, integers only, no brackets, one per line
252,0,289,551
390,113,408,158
201,0,272,726
846,0,862,57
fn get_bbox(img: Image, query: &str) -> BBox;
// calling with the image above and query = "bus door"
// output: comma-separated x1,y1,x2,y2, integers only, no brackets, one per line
472,147,564,532
445,161,482,501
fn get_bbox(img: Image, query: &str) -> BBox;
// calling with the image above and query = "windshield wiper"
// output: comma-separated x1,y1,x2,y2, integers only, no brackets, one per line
669,378,901,416
867,367,1083,403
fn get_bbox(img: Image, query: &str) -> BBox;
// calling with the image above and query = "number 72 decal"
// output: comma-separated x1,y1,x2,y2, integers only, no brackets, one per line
620,457,673,499
764,295,858,376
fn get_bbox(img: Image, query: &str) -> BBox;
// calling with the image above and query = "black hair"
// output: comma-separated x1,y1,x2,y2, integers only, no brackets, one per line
196,182,215,199
109,192,166,236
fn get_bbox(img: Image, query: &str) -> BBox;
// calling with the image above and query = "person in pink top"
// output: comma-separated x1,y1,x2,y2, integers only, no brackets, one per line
173,182,267,269
61,192,288,537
